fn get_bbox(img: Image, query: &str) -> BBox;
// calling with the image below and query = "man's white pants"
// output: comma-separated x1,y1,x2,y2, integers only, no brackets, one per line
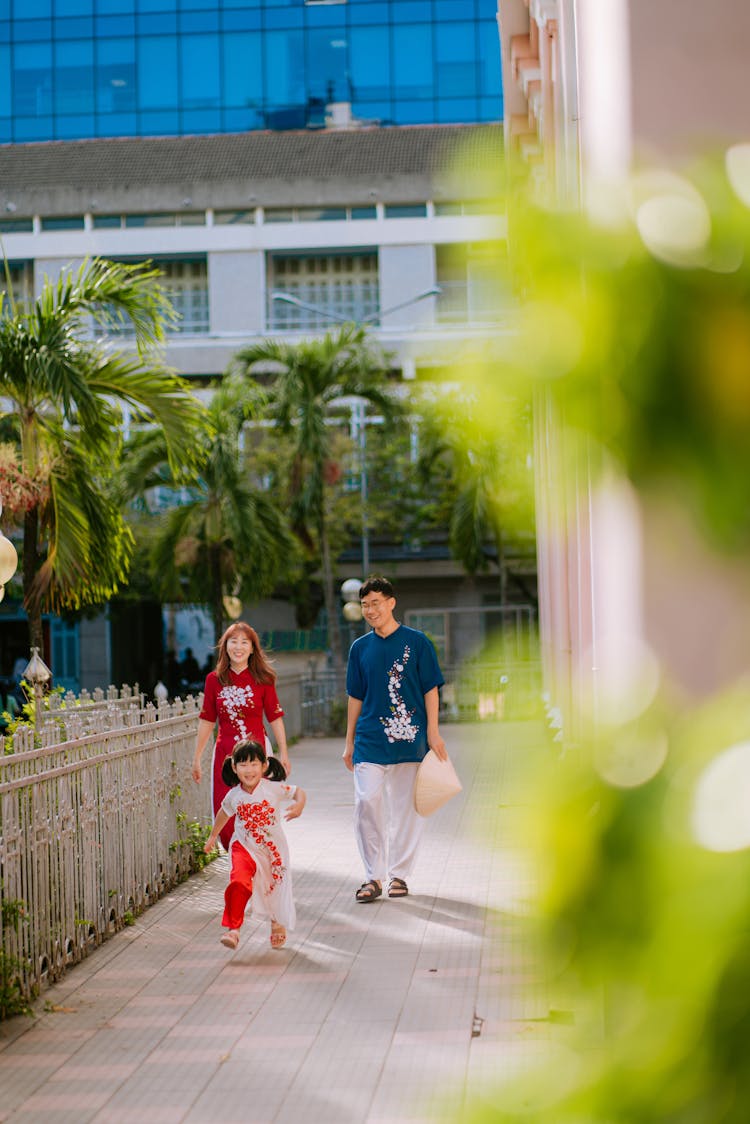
353,762,423,884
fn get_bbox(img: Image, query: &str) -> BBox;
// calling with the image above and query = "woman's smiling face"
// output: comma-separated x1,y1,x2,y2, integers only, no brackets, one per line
226,631,252,665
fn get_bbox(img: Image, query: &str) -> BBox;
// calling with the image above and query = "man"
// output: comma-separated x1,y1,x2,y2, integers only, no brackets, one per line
343,576,447,902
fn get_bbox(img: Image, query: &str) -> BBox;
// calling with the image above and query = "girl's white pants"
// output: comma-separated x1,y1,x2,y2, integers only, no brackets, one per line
353,761,423,884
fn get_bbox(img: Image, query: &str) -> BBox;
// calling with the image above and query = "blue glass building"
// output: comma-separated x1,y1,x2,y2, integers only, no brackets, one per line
0,0,502,144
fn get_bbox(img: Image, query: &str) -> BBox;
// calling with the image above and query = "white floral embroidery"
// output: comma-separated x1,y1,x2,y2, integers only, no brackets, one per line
380,646,419,743
219,683,255,740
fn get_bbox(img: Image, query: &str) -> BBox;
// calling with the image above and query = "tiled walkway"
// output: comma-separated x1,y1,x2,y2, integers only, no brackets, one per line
0,722,547,1124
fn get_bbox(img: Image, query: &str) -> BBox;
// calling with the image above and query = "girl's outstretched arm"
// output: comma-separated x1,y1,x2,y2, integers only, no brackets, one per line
204,809,231,852
285,787,306,821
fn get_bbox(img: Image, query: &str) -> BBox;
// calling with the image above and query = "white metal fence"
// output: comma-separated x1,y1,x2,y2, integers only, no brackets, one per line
0,690,208,1015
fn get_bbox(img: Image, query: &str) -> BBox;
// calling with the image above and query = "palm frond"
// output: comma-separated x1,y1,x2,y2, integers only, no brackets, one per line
38,258,176,356
115,428,195,504
449,475,491,575
150,502,205,600
87,354,207,477
31,447,135,614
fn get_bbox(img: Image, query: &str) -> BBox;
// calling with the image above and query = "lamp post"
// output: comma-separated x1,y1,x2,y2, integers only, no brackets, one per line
350,399,370,577
23,646,52,728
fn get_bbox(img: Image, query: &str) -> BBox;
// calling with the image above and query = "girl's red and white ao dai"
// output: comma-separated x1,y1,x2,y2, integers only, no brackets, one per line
221,779,298,930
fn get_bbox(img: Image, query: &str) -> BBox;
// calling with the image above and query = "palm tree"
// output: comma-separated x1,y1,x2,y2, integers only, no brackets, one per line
119,374,295,644
0,256,205,651
233,325,394,681
419,392,534,605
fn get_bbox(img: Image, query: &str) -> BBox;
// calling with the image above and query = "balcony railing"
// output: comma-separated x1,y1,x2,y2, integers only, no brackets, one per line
260,628,328,653
300,659,542,737
267,291,379,331
435,280,511,325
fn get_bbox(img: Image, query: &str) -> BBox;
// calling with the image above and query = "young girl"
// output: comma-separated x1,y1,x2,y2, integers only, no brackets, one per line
193,622,290,852
203,740,306,951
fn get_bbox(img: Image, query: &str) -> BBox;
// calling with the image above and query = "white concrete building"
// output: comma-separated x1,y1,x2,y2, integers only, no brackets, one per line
1,126,508,381
1,123,534,691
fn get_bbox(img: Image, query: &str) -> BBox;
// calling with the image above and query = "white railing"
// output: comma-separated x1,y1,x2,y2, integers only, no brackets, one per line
0,691,208,1015
434,280,512,326
299,661,542,737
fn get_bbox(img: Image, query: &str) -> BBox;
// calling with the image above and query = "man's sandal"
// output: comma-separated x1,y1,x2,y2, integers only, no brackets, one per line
355,880,382,903
270,922,287,949
220,930,240,949
388,878,408,898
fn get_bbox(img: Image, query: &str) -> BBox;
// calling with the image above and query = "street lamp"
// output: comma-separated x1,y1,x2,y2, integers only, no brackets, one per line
271,286,441,327
341,579,363,656
223,595,243,621
341,578,363,623
0,501,19,602
23,646,52,727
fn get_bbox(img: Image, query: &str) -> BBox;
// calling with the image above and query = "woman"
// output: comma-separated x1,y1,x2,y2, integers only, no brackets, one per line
191,622,290,850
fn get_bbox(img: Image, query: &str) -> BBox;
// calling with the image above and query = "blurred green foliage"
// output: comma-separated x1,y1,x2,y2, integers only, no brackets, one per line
462,152,750,1122
504,155,750,551
480,692,750,1123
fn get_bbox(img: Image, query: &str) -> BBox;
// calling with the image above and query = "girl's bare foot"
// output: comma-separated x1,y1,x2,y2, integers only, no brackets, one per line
270,922,286,949
221,929,240,950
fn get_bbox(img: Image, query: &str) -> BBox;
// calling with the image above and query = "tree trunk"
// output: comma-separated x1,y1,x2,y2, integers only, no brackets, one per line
22,505,44,654
496,526,508,607
209,546,224,646
320,518,344,689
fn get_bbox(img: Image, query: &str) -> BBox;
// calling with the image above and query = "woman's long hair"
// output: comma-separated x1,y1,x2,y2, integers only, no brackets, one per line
214,622,276,686
221,739,287,787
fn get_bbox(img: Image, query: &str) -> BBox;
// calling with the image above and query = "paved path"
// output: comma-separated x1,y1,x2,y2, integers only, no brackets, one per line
0,722,547,1123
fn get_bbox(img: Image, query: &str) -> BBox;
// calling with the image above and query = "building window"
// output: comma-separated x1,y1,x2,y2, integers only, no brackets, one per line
384,203,428,219
214,209,257,225
435,242,508,325
296,207,347,222
0,217,34,234
40,215,85,230
124,212,205,228
434,200,496,216
1,260,33,313
50,618,80,694
268,250,379,330
2,4,500,143
93,258,209,335
159,259,209,333
263,208,296,224
124,214,175,228
262,205,375,224
92,213,205,229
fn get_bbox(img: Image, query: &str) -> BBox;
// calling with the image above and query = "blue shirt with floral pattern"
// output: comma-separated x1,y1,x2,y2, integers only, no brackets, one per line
346,624,444,765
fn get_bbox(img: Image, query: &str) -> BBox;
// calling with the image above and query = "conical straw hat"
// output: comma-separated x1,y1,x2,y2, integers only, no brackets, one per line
414,749,462,817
